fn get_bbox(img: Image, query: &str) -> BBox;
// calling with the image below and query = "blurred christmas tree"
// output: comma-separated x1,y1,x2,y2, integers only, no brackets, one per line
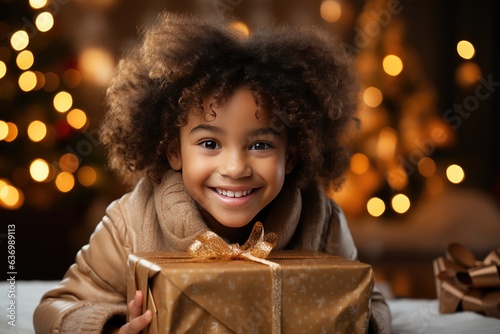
325,0,461,219
0,0,106,211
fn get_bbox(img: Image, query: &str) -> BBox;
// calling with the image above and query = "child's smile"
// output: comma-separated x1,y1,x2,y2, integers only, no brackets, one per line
167,87,294,232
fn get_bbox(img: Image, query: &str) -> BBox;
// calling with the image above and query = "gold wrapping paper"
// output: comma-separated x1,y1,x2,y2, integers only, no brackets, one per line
127,250,374,333
433,242,500,318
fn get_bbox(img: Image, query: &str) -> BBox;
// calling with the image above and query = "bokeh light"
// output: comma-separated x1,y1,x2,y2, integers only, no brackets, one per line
30,158,50,182
66,108,87,129
446,164,465,184
383,54,403,76
391,194,411,214
55,171,75,193
77,166,97,186
367,197,385,217
350,153,370,175
0,60,6,79
29,0,48,9
43,72,59,92
0,120,8,140
0,184,24,209
456,61,481,87
63,69,82,88
18,71,37,92
27,120,47,142
16,50,34,70
4,122,18,142
457,40,475,60
417,157,436,177
320,0,342,23
377,127,398,160
78,47,115,86
10,30,29,51
53,91,73,112
35,12,54,32
59,153,79,173
363,86,383,108
229,21,250,37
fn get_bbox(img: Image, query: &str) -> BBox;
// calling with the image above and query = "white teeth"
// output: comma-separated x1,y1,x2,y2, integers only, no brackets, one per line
216,188,252,198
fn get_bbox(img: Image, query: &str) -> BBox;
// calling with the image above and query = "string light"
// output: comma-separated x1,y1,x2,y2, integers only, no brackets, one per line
35,12,54,32
66,108,87,129
4,122,18,142
367,197,385,217
457,40,475,60
18,71,37,92
383,55,403,76
391,194,410,214
10,31,29,51
363,86,383,108
29,0,48,9
0,60,6,79
0,121,8,140
16,50,34,70
27,120,47,142
320,0,342,23
77,166,97,186
0,184,24,209
59,153,79,173
55,171,75,192
350,153,370,175
446,164,465,184
53,91,73,112
30,158,50,182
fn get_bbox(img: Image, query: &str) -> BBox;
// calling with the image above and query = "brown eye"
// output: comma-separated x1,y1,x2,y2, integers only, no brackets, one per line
200,140,220,150
250,142,271,150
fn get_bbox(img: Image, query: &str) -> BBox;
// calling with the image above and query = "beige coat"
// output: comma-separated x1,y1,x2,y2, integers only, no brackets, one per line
34,171,391,333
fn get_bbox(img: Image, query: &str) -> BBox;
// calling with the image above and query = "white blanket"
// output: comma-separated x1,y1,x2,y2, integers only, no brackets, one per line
1,281,499,333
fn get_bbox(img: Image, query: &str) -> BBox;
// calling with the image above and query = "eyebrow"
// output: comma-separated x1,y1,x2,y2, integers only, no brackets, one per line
189,124,281,137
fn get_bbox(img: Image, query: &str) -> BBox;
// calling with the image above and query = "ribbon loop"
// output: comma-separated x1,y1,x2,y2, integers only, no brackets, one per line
434,243,500,318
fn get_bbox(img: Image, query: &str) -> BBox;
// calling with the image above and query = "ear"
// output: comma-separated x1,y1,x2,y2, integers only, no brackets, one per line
285,145,297,174
166,140,182,171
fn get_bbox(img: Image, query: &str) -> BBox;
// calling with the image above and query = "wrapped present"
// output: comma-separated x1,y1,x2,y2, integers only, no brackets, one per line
433,242,500,318
127,223,374,333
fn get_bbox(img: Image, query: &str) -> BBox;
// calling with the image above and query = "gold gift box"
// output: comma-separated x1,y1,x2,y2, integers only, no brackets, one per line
128,250,374,333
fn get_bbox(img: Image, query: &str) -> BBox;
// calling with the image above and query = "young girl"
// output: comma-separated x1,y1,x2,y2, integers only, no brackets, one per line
34,12,391,334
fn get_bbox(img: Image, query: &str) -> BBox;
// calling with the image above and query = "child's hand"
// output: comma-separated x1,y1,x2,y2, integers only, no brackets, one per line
112,291,152,334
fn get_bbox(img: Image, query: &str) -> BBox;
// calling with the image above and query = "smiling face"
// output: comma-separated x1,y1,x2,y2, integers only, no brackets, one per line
167,87,294,231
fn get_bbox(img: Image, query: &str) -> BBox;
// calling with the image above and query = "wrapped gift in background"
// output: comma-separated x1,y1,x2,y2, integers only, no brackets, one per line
433,242,500,318
127,223,374,333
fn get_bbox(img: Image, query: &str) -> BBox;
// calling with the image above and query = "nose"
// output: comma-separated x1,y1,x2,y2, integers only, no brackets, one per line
220,151,252,179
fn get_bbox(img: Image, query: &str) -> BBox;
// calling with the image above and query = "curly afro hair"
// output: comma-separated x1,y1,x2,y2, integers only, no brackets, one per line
100,12,359,189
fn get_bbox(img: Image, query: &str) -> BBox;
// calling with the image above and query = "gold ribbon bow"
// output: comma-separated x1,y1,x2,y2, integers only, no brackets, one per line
188,222,282,333
433,242,500,318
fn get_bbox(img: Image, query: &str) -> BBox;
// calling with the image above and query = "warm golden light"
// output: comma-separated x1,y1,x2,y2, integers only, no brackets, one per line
59,153,79,173
320,0,342,23
10,30,29,51
19,71,37,92
16,50,34,70
426,175,444,195
35,12,54,32
229,21,250,37
55,171,75,193
77,166,97,186
377,127,398,160
383,55,403,76
30,158,50,182
392,194,410,214
367,197,385,217
79,47,115,86
4,122,18,142
0,121,8,140
63,69,82,88
457,40,475,60
67,108,87,129
0,60,7,79
53,91,73,112
418,157,436,177
29,0,48,9
456,61,481,87
446,164,465,184
363,86,383,108
350,153,370,175
0,185,23,209
27,120,47,142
